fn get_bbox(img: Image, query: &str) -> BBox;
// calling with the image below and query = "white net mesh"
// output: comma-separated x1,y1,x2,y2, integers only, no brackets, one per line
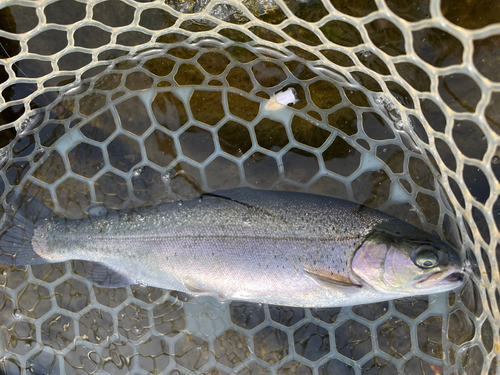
0,0,498,374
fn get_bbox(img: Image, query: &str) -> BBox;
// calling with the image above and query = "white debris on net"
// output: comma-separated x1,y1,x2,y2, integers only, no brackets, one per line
275,87,299,106
263,87,300,113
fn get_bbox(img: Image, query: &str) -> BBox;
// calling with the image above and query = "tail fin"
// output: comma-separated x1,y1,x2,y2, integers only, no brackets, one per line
0,198,52,266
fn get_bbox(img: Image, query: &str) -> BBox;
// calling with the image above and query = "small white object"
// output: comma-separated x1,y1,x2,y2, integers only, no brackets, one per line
132,167,143,177
264,87,300,112
275,88,299,106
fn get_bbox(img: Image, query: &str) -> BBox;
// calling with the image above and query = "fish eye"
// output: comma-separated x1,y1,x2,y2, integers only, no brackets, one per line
415,249,439,269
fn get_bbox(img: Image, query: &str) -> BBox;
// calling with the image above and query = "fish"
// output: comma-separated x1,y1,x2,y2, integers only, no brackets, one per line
0,188,464,307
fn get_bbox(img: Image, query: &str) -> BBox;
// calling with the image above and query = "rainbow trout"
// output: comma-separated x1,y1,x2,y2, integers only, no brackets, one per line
0,188,464,307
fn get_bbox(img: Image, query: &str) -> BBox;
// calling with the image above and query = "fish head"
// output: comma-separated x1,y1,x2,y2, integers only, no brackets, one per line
351,220,464,297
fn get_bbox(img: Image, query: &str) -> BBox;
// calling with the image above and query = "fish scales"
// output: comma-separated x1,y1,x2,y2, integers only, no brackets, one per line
1,189,464,307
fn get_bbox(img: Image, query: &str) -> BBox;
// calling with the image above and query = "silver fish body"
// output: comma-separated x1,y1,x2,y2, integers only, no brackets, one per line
3,188,464,307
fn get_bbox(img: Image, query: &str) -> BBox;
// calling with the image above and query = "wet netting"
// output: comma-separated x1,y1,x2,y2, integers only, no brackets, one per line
0,0,498,374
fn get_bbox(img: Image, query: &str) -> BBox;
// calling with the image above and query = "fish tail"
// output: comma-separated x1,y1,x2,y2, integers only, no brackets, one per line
0,198,52,266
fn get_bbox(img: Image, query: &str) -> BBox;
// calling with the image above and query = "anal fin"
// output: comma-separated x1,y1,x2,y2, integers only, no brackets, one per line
83,261,133,288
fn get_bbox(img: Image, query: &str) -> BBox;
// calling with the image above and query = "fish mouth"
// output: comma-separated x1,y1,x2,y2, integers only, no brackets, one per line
414,269,465,289
443,272,465,283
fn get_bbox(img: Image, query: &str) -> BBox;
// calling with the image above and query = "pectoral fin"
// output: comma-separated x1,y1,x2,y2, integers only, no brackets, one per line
184,279,226,300
303,266,361,289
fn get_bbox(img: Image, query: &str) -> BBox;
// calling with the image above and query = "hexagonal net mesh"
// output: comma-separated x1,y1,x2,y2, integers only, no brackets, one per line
0,0,498,373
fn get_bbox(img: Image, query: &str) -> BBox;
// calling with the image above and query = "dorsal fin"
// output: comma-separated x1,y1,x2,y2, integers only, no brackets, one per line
303,265,362,289
201,190,288,224
201,192,256,210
